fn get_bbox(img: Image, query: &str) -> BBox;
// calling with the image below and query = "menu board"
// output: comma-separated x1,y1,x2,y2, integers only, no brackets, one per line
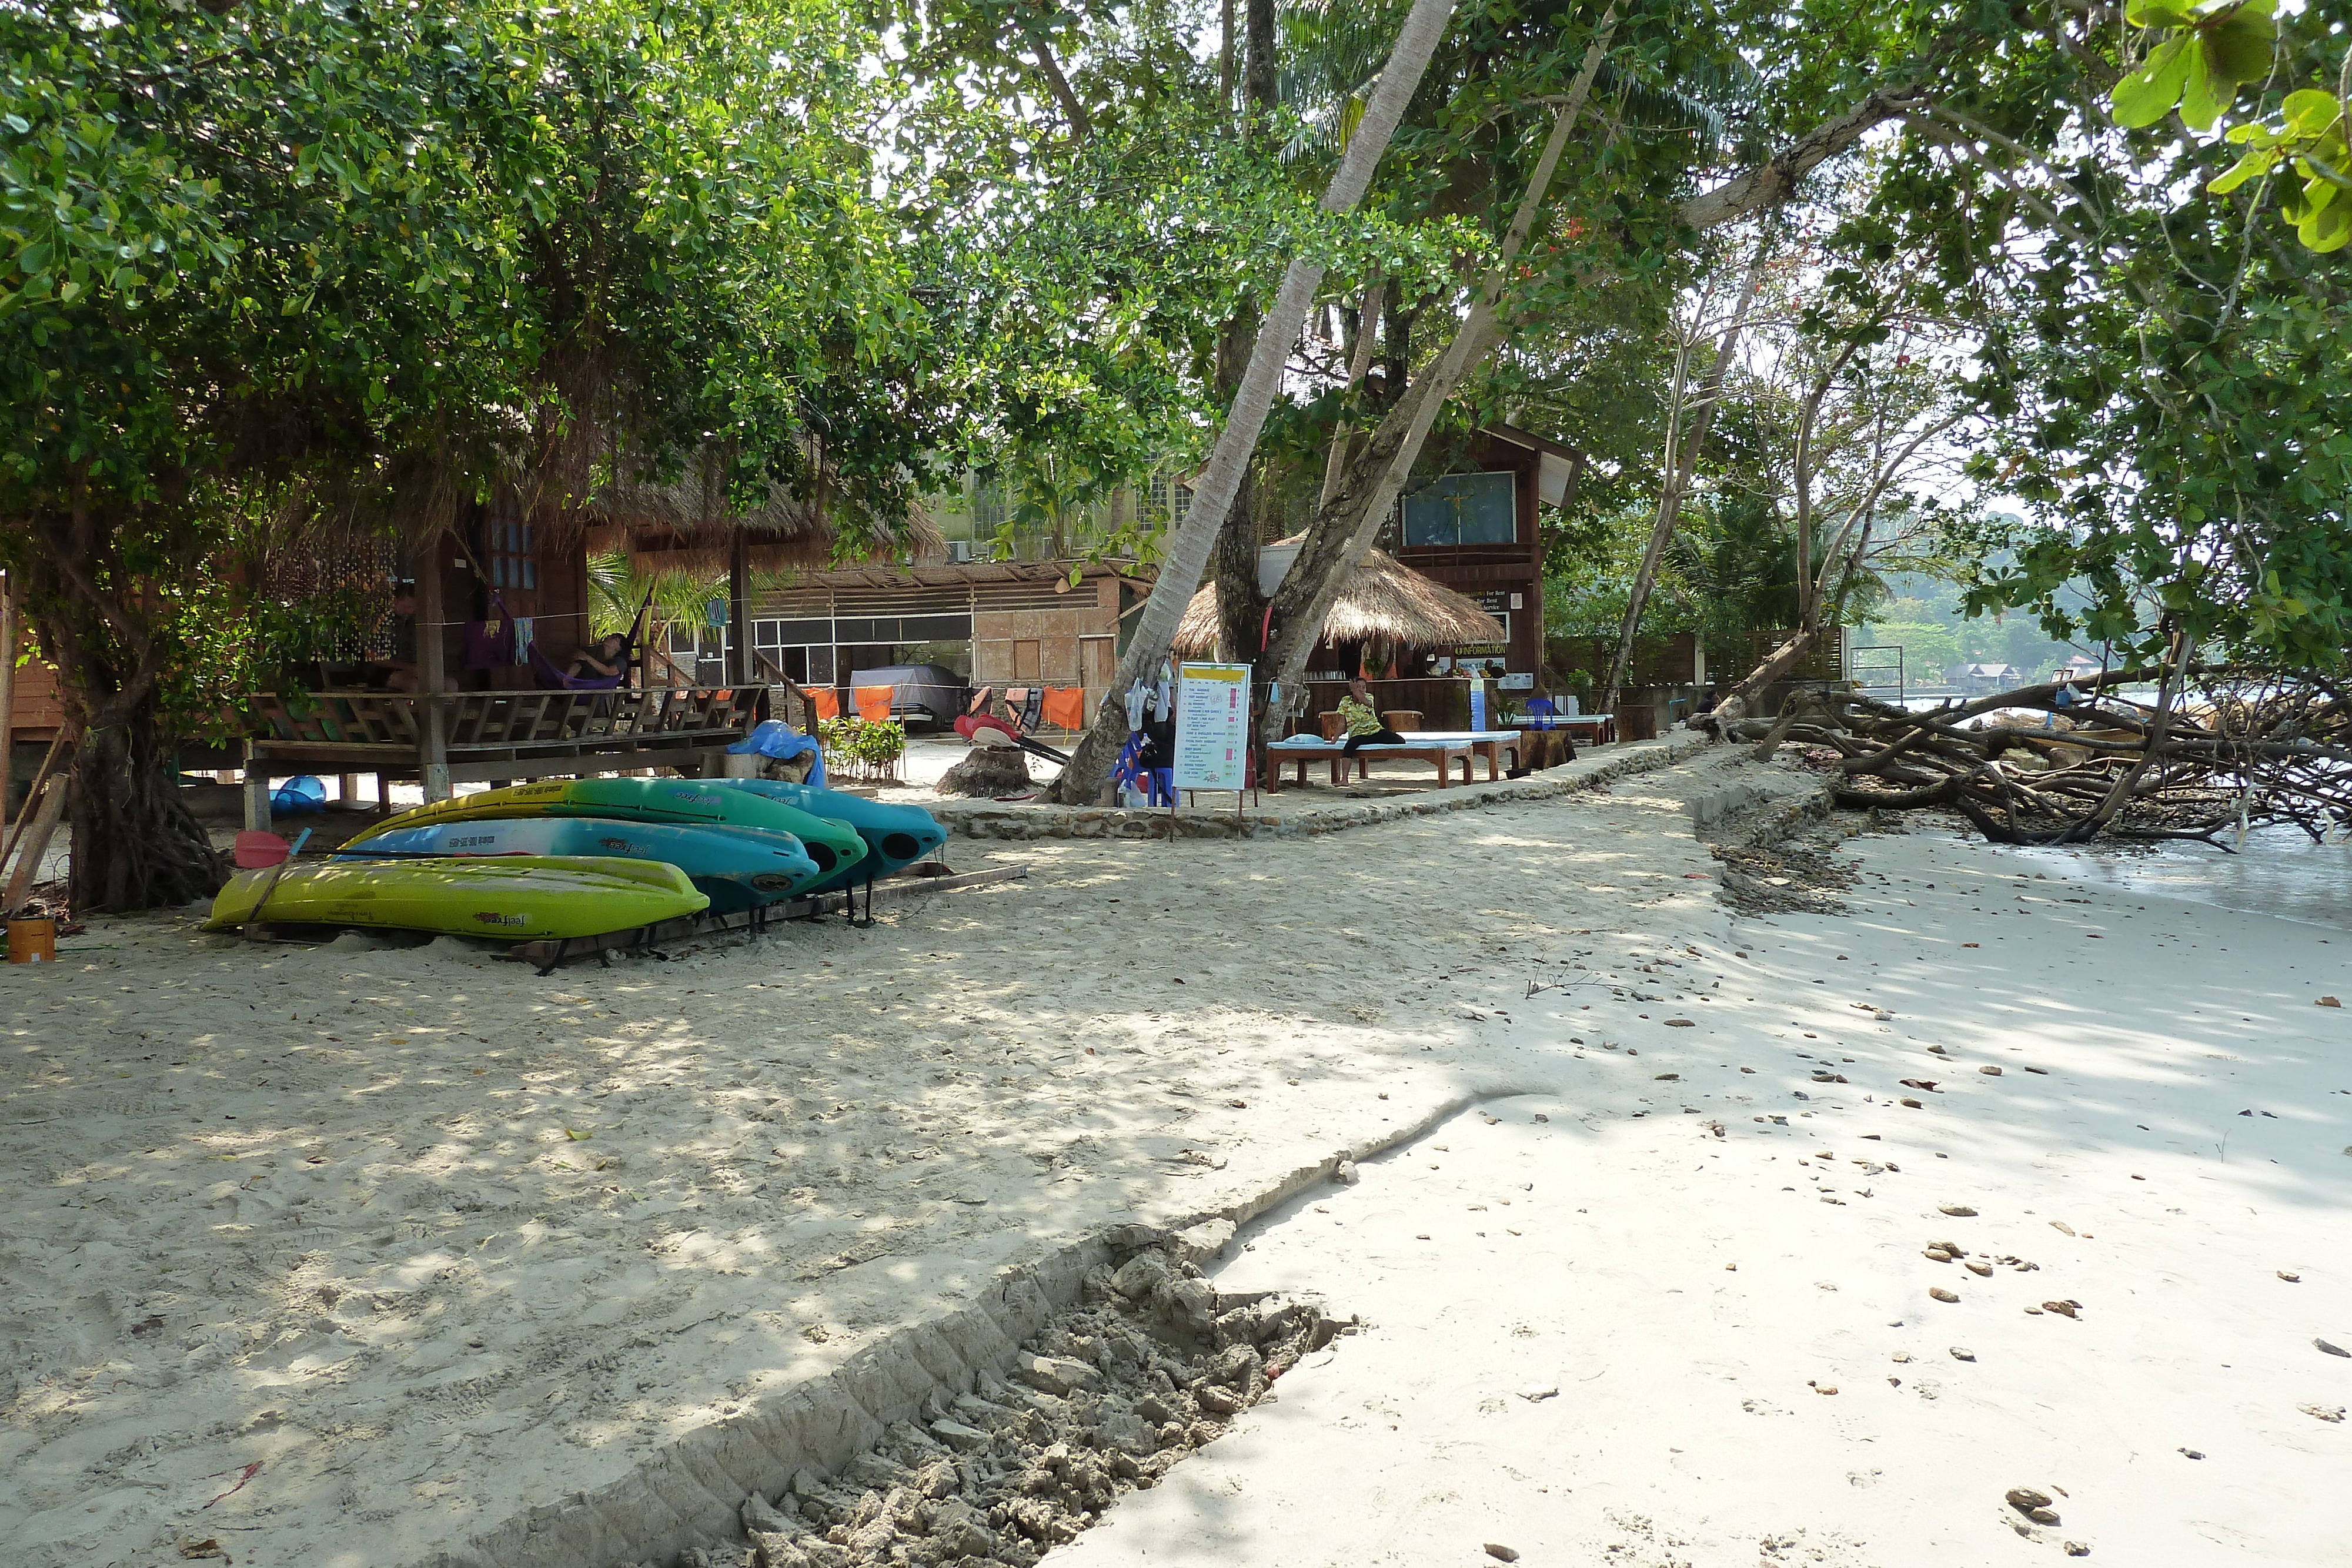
1172,663,1251,792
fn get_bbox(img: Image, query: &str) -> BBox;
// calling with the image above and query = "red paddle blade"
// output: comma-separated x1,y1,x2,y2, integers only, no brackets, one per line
233,830,290,869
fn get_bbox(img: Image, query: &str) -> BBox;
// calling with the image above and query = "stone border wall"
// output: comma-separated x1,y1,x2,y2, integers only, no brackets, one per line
931,731,1716,842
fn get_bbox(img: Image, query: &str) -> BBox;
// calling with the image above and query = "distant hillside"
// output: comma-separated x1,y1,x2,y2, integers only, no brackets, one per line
1859,571,2103,686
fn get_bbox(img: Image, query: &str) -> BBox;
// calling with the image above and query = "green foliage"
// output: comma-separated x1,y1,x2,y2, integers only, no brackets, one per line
1666,494,1800,644
818,714,907,765
2210,87,2352,252
2109,0,2277,132
2110,0,2352,253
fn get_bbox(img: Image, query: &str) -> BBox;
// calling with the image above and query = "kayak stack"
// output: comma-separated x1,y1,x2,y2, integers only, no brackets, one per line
207,775,946,942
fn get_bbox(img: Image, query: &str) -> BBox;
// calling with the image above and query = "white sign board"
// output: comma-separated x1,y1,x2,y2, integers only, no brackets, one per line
1173,663,1251,792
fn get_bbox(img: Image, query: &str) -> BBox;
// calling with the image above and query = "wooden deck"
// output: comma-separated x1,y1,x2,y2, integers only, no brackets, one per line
243,686,761,826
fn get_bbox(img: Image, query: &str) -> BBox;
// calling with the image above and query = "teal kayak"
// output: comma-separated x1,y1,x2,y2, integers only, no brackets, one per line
706,780,947,892
336,817,824,912
350,777,868,882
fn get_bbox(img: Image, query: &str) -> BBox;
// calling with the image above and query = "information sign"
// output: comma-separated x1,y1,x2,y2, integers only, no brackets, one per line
1173,663,1252,792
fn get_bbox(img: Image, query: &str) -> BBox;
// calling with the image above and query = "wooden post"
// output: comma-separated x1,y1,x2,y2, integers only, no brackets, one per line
727,530,750,686
416,536,452,801
0,571,13,831
2,773,67,914
242,741,272,831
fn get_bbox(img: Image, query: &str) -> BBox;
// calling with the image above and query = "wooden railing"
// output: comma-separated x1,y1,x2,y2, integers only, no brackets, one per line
247,686,759,757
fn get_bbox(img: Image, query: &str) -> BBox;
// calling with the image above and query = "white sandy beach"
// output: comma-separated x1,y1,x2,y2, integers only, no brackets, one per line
3,744,2347,1568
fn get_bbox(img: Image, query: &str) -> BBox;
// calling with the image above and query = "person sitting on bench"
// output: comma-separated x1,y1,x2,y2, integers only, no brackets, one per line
1336,676,1405,754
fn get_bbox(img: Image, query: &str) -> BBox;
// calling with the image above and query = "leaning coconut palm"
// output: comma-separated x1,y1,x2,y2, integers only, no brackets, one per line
1044,0,1468,803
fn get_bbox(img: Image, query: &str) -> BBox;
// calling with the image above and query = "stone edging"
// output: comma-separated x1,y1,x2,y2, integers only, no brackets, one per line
930,730,1716,841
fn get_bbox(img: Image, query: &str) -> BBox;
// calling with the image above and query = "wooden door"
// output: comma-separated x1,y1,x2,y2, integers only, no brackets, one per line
1080,636,1115,694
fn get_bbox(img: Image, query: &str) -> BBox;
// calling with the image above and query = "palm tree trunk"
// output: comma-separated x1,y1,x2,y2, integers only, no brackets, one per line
1258,15,1617,733
1047,0,1463,804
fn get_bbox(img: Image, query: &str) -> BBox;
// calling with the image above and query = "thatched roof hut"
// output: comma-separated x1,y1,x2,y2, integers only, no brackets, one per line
584,444,945,571
1171,541,1504,656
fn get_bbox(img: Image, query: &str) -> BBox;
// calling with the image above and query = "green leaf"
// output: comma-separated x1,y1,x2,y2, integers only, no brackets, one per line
1336,93,1365,153
2281,88,2343,137
2204,12,2274,89
2124,0,2195,26
2206,145,2274,193
2112,37,2193,128
2297,195,2352,251
2177,38,2227,131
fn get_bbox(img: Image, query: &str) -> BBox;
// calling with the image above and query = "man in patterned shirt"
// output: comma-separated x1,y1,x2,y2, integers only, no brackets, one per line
1335,676,1405,754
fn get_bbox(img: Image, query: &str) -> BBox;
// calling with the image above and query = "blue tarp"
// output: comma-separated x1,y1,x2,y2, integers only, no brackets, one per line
727,720,827,787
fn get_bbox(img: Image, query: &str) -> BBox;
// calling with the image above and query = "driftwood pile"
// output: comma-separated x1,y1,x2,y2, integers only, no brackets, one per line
1718,667,2352,847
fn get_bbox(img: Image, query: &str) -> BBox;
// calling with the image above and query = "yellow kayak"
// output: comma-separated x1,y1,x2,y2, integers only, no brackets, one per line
204,855,707,940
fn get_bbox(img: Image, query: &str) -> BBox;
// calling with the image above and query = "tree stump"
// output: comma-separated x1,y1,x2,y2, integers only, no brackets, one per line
936,746,1032,797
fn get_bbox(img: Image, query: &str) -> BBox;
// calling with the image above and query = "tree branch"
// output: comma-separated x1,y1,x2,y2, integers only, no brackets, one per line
1679,89,1925,231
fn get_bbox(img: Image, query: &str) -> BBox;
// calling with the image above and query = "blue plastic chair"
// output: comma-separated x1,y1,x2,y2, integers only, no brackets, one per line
269,774,329,815
1524,697,1561,730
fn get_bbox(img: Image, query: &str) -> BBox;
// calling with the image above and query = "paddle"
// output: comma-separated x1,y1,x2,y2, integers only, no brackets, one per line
241,827,312,941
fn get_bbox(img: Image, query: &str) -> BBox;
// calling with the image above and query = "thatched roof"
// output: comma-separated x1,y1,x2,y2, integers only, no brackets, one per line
1172,541,1504,655
584,446,946,569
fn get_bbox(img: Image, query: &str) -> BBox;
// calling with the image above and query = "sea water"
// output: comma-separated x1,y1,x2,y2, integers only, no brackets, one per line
2006,823,2352,934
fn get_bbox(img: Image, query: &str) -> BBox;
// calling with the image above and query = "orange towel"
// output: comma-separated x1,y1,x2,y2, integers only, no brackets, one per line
853,684,895,722
808,687,840,721
1041,686,1087,730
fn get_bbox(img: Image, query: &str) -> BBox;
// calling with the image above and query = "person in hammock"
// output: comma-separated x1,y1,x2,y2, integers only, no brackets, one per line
566,631,631,685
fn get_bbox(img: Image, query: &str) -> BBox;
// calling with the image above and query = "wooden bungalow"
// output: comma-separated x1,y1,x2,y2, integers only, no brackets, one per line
1380,423,1583,681
240,502,765,831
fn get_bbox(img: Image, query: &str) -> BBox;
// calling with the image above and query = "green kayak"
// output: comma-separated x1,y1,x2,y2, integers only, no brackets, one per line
205,855,709,940
350,777,869,881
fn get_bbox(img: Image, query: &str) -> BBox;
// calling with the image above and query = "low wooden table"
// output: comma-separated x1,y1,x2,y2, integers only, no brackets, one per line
1267,736,1474,788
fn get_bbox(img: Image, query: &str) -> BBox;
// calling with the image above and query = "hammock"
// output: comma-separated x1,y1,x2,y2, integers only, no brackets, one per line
453,527,653,691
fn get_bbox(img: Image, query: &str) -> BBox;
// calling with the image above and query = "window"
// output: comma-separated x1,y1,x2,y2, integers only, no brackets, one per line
1401,472,1516,547
1146,474,1193,527
484,518,537,592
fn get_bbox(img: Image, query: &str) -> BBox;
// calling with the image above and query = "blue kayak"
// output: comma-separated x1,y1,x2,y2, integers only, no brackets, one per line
336,816,823,914
706,780,947,892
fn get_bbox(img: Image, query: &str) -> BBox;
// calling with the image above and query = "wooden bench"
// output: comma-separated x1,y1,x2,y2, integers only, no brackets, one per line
1398,730,1528,781
1266,736,1475,788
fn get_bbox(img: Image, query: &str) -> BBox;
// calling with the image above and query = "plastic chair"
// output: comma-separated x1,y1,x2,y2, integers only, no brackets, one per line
1525,697,1559,730
269,775,328,815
